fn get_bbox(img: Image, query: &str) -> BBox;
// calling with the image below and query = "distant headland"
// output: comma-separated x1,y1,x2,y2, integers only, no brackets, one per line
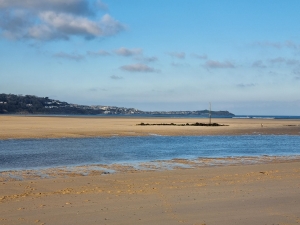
0,93,235,117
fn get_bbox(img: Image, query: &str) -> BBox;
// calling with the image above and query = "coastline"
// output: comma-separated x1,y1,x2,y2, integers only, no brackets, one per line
0,115,299,140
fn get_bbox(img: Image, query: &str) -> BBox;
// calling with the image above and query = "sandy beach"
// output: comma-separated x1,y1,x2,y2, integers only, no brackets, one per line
1,115,300,225
1,160,300,225
0,115,299,139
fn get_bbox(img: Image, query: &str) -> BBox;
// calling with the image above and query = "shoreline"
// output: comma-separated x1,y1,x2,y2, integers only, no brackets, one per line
0,115,300,140
1,160,300,225
1,155,300,182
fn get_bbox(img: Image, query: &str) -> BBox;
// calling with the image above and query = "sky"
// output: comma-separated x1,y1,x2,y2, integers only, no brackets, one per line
0,0,300,115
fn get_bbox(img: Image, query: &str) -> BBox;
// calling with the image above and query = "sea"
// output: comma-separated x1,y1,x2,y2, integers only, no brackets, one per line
4,114,300,119
97,114,300,119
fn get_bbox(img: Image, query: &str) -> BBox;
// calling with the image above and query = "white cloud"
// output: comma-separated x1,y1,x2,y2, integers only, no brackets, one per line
0,0,92,15
0,9,31,39
99,14,125,36
39,11,101,38
28,23,66,40
114,47,143,57
120,64,158,73
0,0,125,41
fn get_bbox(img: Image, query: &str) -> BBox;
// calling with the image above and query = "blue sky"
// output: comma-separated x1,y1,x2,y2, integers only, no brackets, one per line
1,0,300,115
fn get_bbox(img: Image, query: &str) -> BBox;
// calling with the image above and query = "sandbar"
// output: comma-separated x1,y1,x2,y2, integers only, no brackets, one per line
0,115,299,139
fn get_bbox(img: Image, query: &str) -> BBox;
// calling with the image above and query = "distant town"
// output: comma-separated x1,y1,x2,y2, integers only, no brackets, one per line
0,93,235,117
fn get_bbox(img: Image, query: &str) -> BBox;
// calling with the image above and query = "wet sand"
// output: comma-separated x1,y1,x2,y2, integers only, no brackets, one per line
1,115,300,224
0,115,299,139
1,160,300,225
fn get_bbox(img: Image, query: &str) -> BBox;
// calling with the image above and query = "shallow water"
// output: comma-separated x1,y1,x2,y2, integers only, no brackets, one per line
1,135,300,172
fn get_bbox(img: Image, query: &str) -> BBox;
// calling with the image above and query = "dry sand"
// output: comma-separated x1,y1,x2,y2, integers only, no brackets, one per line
1,161,300,225
0,115,300,139
1,115,300,224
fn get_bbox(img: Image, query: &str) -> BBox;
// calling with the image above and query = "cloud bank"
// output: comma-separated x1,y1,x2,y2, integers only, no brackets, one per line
0,0,125,41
